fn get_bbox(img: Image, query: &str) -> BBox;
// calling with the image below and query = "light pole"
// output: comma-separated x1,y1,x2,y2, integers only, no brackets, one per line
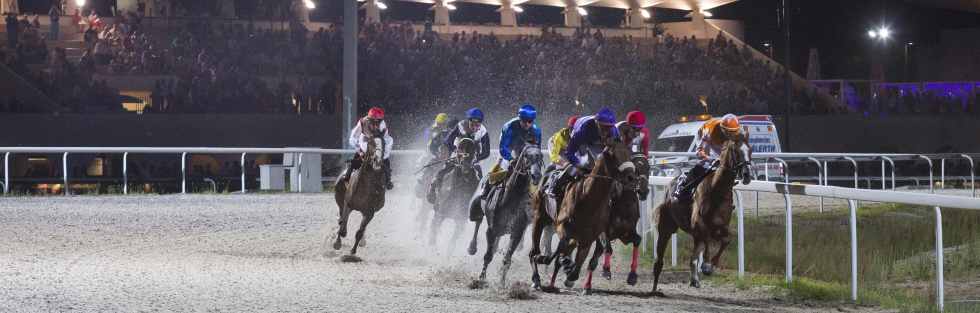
905,42,913,82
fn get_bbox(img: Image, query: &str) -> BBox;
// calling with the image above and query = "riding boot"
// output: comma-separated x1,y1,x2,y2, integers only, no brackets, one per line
546,166,576,199
382,158,394,190
340,157,360,184
478,179,493,199
672,165,709,202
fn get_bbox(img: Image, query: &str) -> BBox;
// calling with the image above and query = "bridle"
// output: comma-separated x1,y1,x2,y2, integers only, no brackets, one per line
718,139,751,176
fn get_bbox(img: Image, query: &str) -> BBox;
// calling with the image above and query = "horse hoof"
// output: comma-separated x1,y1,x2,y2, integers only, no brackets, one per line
333,238,342,250
701,263,714,276
601,269,612,280
563,279,575,288
582,287,593,295
467,241,478,255
627,271,638,286
358,238,367,247
690,280,701,289
531,281,542,290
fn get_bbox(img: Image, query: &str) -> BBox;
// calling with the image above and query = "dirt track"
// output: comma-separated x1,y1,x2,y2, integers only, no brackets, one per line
0,192,884,312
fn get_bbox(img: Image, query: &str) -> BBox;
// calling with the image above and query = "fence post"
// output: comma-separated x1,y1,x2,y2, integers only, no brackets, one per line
806,157,823,213
123,152,128,195
842,157,857,189
941,159,945,190
63,152,69,196
671,233,677,267
298,153,303,193
735,190,744,277
881,160,886,190
4,152,8,195
934,206,944,312
181,152,187,194
919,155,933,194
241,153,246,194
784,193,792,282
849,199,858,301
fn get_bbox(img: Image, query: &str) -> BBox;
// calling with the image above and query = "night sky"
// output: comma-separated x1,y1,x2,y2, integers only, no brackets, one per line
18,0,980,81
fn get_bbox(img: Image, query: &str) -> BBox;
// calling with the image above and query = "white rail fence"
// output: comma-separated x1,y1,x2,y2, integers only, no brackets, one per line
644,176,980,312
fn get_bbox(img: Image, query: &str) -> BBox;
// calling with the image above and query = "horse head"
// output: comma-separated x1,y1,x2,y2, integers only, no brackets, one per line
631,154,651,199
366,130,386,171
600,136,638,190
517,141,543,183
455,138,476,174
722,132,753,185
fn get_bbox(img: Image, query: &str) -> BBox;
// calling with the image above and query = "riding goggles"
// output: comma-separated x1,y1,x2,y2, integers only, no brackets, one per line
468,118,483,125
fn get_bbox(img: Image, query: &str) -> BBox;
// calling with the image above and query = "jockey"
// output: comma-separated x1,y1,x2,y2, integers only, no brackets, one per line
672,113,741,202
615,111,650,157
424,113,451,146
429,108,491,193
427,116,458,157
547,116,579,172
341,107,395,190
476,104,542,200
546,108,619,198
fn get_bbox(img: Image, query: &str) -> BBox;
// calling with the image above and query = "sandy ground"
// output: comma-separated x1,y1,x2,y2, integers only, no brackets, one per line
0,190,886,312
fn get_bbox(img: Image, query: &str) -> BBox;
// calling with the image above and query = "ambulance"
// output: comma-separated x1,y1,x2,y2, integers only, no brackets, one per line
650,115,783,179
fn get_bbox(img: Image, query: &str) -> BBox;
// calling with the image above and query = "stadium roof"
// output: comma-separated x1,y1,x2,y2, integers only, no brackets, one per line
389,0,741,10
905,0,980,14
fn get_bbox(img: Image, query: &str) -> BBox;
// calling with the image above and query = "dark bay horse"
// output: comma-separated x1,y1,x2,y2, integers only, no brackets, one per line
332,130,388,255
651,132,752,295
428,138,480,246
598,154,650,286
414,129,452,231
528,138,637,294
472,142,543,286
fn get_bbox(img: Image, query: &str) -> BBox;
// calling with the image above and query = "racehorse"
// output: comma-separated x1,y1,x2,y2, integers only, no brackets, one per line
427,138,480,246
528,137,637,294
332,130,388,255
651,132,752,295
471,142,543,286
597,154,650,286
414,129,452,231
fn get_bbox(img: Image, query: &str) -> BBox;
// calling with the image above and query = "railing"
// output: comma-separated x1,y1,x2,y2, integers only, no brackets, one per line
0,147,424,196
643,177,980,312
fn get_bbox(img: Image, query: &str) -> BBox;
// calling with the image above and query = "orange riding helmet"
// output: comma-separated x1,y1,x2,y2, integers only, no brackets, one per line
719,114,740,132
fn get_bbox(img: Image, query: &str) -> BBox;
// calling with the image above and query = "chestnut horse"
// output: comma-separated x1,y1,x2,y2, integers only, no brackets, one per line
597,154,650,285
332,130,388,255
651,132,752,295
428,138,480,246
528,137,637,294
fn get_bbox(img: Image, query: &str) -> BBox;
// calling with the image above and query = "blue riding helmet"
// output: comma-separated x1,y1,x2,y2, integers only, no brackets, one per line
466,108,484,120
518,104,537,122
595,108,616,126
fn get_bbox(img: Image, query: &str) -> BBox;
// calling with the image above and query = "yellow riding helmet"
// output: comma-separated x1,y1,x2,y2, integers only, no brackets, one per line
719,114,740,132
435,113,450,124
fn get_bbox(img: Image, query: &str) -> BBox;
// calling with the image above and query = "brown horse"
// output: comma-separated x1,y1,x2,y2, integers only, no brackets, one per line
333,130,388,255
414,128,452,231
597,154,650,286
428,138,480,246
528,137,637,294
651,132,752,295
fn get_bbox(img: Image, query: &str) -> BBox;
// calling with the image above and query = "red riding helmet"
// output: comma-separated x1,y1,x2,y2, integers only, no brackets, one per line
567,116,580,128
626,111,646,128
367,107,385,120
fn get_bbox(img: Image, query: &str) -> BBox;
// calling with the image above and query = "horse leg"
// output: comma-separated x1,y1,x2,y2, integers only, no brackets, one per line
600,232,613,280
563,240,590,289
429,209,443,246
582,240,604,295
651,225,675,296
700,233,713,276
451,219,465,249
626,231,642,286
468,218,483,256
689,235,706,288
709,227,733,272
499,227,525,287
528,200,548,289
548,238,571,288
479,228,498,280
333,203,353,250
351,211,375,255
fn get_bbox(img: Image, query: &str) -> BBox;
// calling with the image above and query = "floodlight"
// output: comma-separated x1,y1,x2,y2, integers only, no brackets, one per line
577,7,587,15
